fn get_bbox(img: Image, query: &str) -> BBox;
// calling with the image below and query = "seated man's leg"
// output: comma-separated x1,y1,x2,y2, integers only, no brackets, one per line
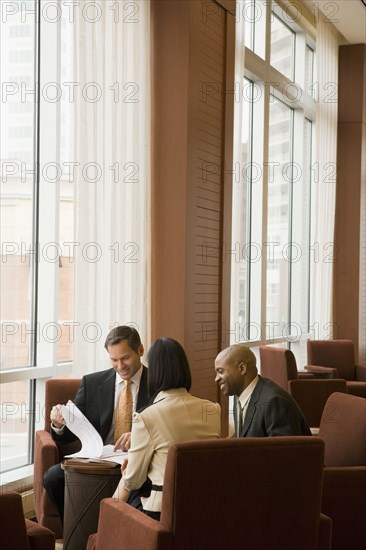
44,463,65,523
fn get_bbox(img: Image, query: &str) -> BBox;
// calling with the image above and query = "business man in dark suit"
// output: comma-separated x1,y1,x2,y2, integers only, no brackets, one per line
44,325,150,523
215,344,311,437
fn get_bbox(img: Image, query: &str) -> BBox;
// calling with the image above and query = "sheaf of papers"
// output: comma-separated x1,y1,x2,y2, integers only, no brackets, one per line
61,401,127,464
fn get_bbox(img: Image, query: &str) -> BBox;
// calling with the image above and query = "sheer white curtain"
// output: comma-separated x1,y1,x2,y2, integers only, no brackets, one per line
72,1,150,375
310,16,338,339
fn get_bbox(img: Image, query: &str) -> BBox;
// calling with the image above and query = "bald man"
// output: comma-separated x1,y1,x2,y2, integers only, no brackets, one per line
215,344,311,437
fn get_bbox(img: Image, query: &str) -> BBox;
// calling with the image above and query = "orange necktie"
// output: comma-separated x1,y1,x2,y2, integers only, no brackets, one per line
114,379,133,443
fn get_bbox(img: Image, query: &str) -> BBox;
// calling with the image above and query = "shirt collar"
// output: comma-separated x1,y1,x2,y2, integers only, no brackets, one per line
115,364,144,387
238,375,259,408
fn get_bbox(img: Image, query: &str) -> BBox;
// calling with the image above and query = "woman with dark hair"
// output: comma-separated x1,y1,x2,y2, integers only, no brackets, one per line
113,337,221,520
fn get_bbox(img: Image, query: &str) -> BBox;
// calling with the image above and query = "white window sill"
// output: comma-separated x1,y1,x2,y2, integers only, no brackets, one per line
0,465,34,491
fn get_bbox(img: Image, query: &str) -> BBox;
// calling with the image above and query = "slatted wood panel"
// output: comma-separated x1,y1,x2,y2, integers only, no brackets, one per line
186,1,227,401
151,0,235,415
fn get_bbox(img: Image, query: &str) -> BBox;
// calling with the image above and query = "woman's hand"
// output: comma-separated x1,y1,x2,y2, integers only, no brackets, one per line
112,478,130,502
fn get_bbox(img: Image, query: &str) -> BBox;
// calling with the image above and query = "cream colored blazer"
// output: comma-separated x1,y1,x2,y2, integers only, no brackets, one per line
122,387,221,512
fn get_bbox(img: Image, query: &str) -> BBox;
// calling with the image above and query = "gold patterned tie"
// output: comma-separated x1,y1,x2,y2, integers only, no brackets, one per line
114,379,133,443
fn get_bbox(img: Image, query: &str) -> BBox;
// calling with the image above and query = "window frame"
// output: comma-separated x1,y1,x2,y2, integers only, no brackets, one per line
0,0,73,478
229,0,317,362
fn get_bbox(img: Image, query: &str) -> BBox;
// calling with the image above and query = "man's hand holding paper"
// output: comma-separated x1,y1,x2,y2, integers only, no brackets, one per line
61,401,127,464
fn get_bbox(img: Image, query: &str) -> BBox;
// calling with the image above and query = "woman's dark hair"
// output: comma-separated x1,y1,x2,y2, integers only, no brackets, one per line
147,338,192,398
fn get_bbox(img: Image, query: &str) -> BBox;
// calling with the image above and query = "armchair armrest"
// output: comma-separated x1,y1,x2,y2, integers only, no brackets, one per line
89,498,172,550
318,513,332,550
356,364,366,381
34,430,60,473
298,372,315,379
33,430,60,521
305,365,338,378
25,519,55,550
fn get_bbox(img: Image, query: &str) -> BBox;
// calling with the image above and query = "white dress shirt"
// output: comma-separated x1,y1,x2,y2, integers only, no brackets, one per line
237,375,259,429
104,366,143,444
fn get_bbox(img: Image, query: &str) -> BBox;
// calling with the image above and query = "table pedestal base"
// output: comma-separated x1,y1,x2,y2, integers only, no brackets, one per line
63,462,121,550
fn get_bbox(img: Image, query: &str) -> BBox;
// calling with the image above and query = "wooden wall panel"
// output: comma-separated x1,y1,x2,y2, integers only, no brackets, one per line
185,0,226,403
333,44,366,364
151,0,236,418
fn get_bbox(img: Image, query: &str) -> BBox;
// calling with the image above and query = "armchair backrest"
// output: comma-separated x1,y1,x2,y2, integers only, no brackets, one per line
44,378,81,431
160,437,325,550
307,340,356,381
319,392,366,466
259,346,298,390
289,379,348,428
0,492,55,550
0,492,30,550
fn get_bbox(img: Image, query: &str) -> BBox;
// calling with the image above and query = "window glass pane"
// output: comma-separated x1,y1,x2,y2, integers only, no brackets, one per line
58,14,74,363
0,381,31,472
244,2,254,50
244,0,266,60
270,14,295,80
266,96,293,338
305,45,315,97
231,79,264,343
231,79,252,340
58,180,74,362
0,1,36,368
289,119,312,362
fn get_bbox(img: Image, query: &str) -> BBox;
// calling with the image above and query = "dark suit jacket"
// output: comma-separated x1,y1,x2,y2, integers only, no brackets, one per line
52,366,149,444
234,376,311,437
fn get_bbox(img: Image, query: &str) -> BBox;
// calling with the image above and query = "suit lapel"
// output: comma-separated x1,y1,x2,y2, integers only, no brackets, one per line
136,366,149,411
241,377,263,437
98,369,116,442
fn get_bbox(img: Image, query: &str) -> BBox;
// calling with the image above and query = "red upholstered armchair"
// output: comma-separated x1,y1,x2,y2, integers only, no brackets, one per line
288,379,348,428
33,378,81,538
319,392,366,550
260,346,347,427
259,345,316,390
307,339,366,397
87,437,332,550
0,491,55,550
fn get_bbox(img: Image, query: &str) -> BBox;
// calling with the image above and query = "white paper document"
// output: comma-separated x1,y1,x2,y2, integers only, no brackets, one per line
61,401,127,464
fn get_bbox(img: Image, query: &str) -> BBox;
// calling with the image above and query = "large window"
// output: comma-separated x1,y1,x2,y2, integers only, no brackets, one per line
1,0,150,479
231,1,316,366
0,0,74,474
